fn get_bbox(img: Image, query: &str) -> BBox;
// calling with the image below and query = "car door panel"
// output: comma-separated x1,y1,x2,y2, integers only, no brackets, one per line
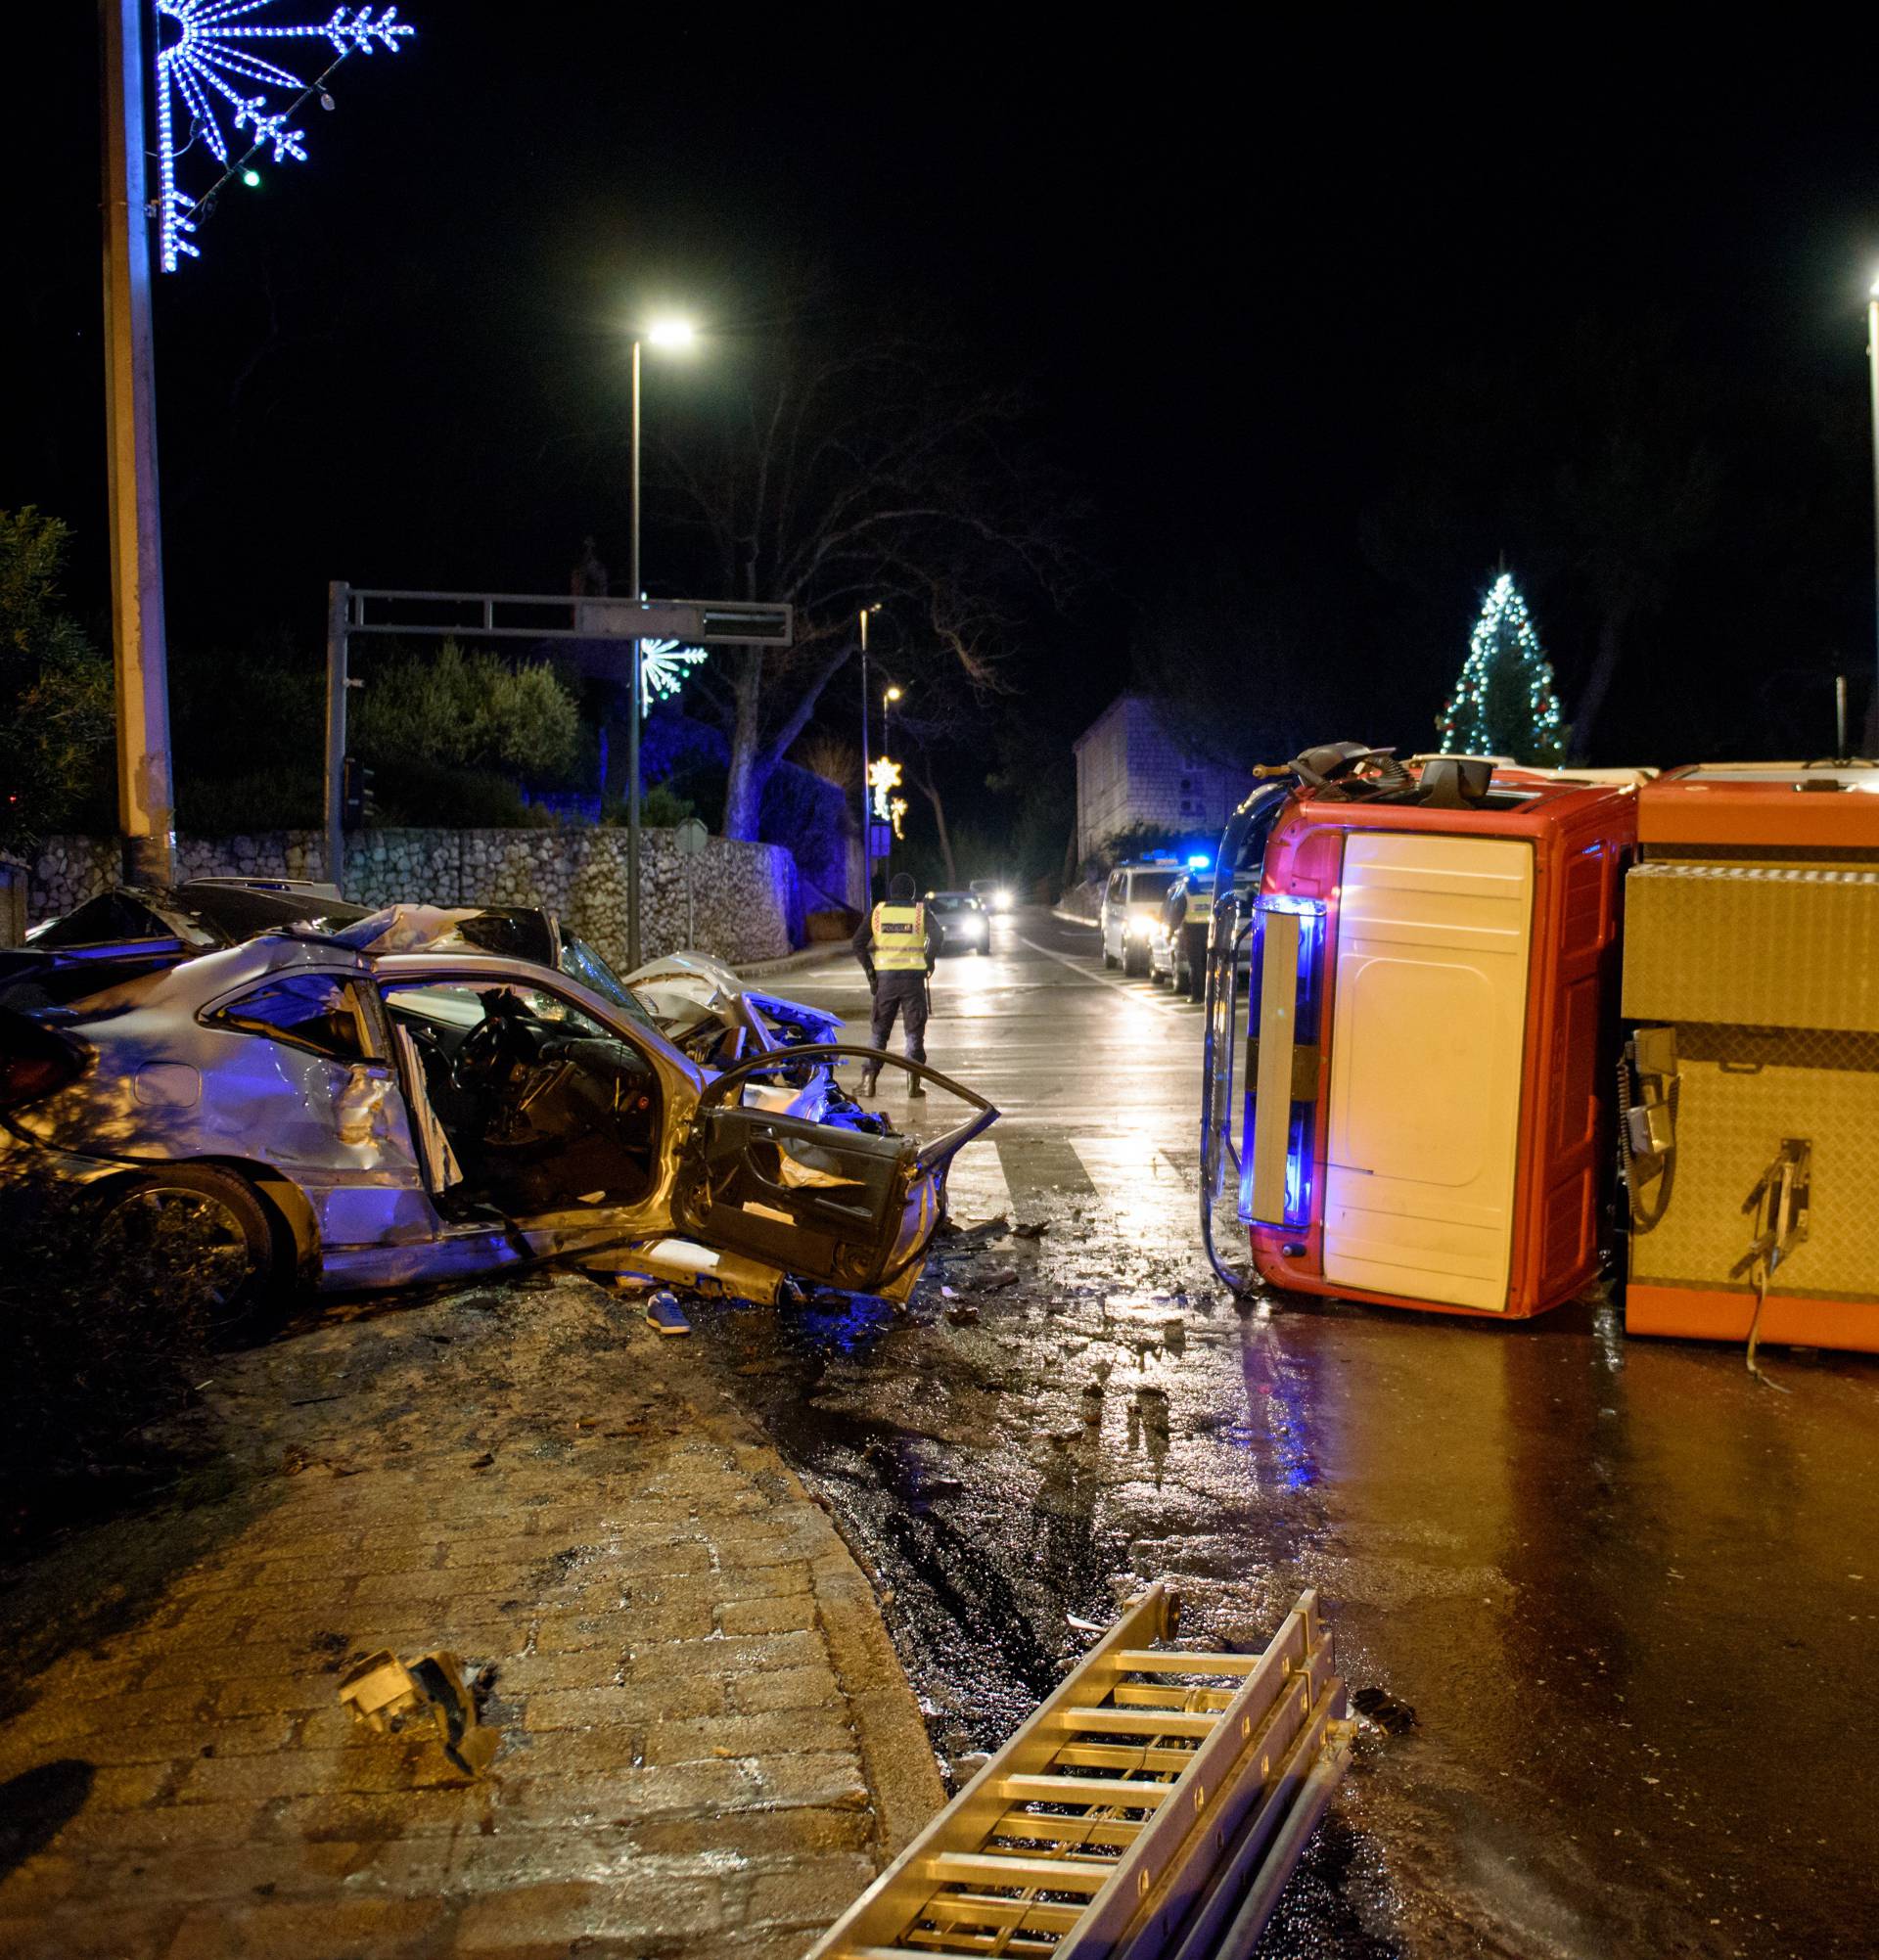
673,1045,997,1294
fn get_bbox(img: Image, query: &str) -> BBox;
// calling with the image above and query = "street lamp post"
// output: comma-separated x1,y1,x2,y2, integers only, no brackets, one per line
627,318,696,969
857,605,881,904
101,0,176,889
1867,277,1879,750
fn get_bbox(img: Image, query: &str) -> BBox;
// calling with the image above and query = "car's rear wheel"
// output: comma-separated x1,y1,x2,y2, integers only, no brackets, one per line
1102,947,1119,970
96,1164,279,1329
1123,942,1149,979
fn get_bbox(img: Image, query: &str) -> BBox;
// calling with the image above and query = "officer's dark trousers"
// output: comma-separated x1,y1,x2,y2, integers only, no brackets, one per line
870,973,929,1062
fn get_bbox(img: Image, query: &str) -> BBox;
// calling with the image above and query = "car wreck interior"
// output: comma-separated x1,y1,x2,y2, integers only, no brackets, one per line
675,1095,910,1286
383,982,661,1219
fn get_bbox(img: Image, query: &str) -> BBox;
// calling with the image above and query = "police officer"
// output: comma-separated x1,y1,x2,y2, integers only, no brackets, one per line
853,872,942,1097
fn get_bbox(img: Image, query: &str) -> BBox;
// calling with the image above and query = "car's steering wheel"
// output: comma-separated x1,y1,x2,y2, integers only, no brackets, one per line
457,994,533,1085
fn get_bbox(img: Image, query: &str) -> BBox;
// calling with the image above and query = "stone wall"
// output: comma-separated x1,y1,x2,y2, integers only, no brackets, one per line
29,827,797,970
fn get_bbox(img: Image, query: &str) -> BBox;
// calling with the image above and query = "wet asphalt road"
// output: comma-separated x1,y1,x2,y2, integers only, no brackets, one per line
696,909,1879,1960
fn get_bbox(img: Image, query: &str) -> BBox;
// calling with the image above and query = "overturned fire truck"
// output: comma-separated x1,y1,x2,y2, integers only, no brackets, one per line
1199,746,1879,1360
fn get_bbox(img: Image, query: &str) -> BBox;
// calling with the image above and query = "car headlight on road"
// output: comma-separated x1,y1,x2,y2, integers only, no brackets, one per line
1126,907,1158,936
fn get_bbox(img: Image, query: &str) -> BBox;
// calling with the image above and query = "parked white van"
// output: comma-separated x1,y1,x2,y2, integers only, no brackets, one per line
1099,859,1181,977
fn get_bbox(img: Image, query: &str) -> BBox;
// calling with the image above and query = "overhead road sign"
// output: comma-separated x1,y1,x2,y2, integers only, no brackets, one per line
343,589,794,647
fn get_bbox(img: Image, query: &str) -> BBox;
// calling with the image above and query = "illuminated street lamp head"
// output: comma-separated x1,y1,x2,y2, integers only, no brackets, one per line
1869,273,1879,300
645,318,698,350
885,685,903,704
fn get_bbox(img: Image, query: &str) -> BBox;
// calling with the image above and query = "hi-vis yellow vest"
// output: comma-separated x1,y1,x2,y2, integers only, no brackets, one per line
871,902,929,972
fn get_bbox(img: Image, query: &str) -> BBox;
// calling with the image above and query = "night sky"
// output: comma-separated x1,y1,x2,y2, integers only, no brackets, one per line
13,12,1879,779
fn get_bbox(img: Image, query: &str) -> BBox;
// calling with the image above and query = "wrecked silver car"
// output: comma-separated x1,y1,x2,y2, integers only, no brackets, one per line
326,916,875,1134
0,932,995,1311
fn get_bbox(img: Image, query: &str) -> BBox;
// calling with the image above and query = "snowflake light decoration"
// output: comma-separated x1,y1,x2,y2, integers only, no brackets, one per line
867,755,902,821
640,639,709,715
155,3,414,272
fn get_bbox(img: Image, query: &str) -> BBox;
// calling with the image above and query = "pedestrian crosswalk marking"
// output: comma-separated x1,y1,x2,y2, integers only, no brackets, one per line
1070,1135,1201,1244
944,1137,1014,1223
943,1133,1202,1236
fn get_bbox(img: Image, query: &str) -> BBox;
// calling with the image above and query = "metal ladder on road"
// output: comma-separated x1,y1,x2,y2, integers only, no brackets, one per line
806,1585,1352,1960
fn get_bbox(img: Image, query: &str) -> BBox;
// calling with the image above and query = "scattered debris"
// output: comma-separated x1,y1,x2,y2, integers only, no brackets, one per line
338,1648,498,1776
1012,1219,1052,1240
939,1214,1009,1246
944,1303,981,1326
468,1451,495,1470
982,1268,1021,1290
644,1292,691,1338
1352,1685,1418,1734
1066,1612,1107,1632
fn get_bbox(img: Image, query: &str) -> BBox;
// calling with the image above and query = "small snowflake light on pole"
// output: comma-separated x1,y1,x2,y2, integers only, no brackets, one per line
155,3,415,273
867,755,902,822
1436,570,1565,765
638,639,708,716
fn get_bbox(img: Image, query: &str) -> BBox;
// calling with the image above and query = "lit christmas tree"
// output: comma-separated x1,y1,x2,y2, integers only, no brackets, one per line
1436,570,1564,764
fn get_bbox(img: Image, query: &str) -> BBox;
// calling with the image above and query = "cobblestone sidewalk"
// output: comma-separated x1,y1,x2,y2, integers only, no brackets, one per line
0,1271,942,1959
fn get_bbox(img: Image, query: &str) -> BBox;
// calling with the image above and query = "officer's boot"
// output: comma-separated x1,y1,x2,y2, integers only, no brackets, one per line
859,1064,881,1099
907,1068,927,1099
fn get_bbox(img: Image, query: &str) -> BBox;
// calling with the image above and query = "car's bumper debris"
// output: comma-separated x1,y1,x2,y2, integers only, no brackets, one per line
338,1647,497,1777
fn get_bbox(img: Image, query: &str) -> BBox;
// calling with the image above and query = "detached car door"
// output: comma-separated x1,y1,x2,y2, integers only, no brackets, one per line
671,1045,997,1296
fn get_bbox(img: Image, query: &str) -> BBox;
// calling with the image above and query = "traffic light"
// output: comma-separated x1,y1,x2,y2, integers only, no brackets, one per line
342,755,377,829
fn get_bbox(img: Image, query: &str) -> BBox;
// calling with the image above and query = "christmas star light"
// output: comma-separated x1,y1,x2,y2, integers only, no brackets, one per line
639,638,708,715
867,755,902,821
156,3,414,273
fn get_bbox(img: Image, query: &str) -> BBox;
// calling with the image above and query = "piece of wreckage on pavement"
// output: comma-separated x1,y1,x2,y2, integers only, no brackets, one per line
0,917,998,1315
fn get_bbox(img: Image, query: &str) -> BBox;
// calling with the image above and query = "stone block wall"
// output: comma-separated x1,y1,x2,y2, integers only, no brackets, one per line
29,828,797,971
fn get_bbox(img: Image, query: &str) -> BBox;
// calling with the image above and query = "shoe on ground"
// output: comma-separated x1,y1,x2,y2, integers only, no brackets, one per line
644,1292,692,1337
907,1078,928,1098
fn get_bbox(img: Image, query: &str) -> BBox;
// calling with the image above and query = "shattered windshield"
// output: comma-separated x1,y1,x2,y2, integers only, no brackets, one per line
559,935,657,1029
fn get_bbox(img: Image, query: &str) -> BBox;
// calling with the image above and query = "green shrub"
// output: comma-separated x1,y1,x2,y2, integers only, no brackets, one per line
602,783,696,827
0,509,114,854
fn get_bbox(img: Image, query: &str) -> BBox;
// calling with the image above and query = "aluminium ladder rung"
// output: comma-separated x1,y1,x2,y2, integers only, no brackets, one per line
1051,1742,1200,1773
1109,1683,1237,1710
985,1808,1147,1849
996,1773,1175,1805
927,1850,1116,1892
919,1894,1085,1933
1056,1705,1219,1739
896,1936,1058,1951
1110,1648,1262,1675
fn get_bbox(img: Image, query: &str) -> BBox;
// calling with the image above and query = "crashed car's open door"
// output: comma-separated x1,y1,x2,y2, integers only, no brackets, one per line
671,1045,997,1295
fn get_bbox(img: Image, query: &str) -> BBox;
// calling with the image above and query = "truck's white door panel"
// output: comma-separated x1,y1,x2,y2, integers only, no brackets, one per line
1323,833,1533,1310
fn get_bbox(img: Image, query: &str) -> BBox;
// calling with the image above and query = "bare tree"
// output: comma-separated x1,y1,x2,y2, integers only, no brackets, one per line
652,315,1077,839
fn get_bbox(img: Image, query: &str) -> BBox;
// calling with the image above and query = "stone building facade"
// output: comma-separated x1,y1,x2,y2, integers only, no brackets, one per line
28,827,798,970
1072,694,1253,867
